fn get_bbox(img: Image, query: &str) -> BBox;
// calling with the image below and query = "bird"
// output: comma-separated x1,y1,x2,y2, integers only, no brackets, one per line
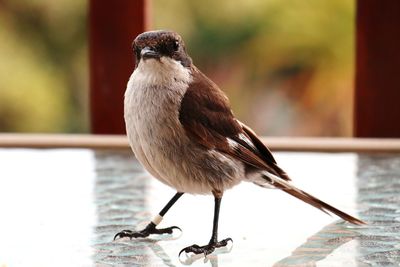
114,30,365,256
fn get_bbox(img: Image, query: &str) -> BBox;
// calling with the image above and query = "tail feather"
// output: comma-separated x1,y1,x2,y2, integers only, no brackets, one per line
263,172,366,225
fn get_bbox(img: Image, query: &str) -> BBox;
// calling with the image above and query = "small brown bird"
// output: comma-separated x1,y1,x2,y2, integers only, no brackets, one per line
114,30,365,256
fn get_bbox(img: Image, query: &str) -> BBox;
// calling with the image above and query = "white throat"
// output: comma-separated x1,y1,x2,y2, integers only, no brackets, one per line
131,57,192,87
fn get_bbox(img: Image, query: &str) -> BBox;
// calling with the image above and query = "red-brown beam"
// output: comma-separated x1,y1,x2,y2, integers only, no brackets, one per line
355,0,400,137
89,0,149,134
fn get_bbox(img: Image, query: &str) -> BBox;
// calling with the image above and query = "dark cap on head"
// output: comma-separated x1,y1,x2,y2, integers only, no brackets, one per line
133,30,192,67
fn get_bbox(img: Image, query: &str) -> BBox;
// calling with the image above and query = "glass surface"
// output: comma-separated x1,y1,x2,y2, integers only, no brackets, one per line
0,149,399,266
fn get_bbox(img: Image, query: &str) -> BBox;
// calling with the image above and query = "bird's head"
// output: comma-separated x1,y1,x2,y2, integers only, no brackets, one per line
132,30,192,69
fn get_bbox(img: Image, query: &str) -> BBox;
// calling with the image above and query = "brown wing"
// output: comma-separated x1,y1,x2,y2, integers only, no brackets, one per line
178,66,290,180
178,66,241,149
178,69,366,225
238,121,291,181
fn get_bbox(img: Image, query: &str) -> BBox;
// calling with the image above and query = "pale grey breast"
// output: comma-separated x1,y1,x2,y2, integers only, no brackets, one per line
124,59,244,194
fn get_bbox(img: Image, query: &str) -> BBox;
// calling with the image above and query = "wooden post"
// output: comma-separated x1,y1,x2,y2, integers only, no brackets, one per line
89,0,148,134
354,0,400,137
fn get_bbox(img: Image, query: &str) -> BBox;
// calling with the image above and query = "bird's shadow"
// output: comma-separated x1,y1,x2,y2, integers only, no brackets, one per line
113,233,231,267
273,220,362,266
146,238,232,267
178,245,233,266
111,220,361,266
143,239,177,267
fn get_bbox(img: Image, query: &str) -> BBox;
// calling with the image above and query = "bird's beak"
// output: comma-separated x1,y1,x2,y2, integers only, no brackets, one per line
141,47,160,60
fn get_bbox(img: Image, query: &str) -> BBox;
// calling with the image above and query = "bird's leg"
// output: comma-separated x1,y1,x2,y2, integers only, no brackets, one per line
114,192,184,240
179,191,232,257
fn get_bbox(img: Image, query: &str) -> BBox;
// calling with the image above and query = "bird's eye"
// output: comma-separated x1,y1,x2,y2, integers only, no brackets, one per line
173,40,180,51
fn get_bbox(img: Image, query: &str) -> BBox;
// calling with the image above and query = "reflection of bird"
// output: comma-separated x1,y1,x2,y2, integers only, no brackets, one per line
273,221,360,266
114,30,365,256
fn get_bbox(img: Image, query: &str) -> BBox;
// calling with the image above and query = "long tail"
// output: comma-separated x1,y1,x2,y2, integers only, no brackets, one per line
262,172,366,225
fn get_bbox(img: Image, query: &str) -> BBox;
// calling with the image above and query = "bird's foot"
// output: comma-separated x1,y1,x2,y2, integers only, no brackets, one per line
179,238,233,257
114,222,181,240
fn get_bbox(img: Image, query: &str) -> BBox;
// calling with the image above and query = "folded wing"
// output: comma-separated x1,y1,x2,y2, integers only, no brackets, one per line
179,66,290,181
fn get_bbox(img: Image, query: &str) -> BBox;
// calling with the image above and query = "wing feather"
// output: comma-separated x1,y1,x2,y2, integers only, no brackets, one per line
178,66,365,225
178,66,289,180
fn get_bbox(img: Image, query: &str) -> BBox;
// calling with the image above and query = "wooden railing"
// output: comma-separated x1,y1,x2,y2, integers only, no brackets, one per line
355,0,400,137
89,0,148,134
1,134,400,152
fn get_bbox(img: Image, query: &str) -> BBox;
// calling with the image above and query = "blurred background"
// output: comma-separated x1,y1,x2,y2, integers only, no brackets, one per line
0,0,354,136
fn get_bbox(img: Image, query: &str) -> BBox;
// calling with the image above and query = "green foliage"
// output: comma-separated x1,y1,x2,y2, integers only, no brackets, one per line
0,0,355,136
0,0,88,132
154,0,355,136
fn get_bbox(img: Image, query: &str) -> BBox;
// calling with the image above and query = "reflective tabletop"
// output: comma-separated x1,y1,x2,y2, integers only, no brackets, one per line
0,149,399,266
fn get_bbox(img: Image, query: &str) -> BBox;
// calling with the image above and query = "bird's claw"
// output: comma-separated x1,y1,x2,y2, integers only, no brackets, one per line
179,237,233,257
114,224,181,240
114,229,141,240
